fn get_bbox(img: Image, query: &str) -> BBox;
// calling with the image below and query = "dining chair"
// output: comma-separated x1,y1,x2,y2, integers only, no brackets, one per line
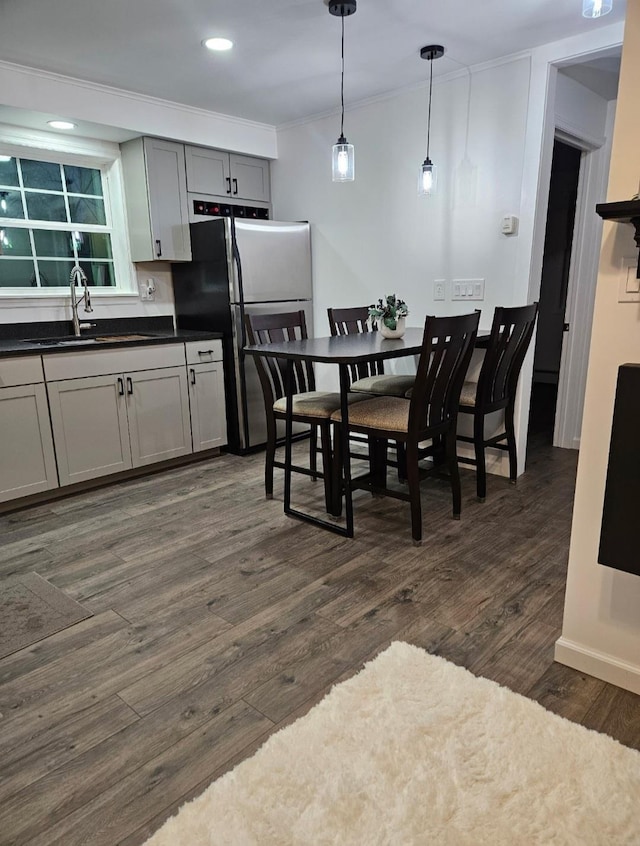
457,303,539,501
330,311,480,544
327,306,416,396
245,310,373,509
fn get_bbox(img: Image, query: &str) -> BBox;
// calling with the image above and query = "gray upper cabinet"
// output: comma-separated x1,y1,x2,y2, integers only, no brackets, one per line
121,137,192,262
185,145,270,203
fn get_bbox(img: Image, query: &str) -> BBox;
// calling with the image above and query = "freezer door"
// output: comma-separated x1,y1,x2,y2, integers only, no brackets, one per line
232,220,312,303
233,301,314,450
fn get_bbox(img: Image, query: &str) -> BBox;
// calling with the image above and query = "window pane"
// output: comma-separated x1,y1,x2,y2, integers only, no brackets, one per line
37,259,75,287
81,261,115,287
76,231,112,260
25,192,67,222
33,229,75,258
68,196,106,226
0,190,25,219
0,259,37,287
0,158,19,188
0,227,33,256
64,166,102,196
21,159,63,191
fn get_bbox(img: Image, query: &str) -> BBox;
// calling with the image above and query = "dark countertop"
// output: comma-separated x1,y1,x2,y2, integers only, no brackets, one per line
0,317,222,359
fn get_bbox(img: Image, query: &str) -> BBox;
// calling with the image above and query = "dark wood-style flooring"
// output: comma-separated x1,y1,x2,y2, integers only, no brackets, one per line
0,442,638,845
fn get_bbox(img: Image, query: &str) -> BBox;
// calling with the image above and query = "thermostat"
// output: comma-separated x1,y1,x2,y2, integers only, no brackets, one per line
501,215,519,236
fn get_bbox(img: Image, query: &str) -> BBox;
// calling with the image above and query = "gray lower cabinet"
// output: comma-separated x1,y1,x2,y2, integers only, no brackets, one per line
186,340,227,452
47,366,192,486
47,374,133,486
0,357,58,502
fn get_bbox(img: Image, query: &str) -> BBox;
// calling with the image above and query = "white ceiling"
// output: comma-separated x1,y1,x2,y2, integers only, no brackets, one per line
0,0,627,127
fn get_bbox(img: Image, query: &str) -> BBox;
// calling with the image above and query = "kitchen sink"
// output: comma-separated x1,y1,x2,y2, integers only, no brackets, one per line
25,337,97,345
23,333,157,346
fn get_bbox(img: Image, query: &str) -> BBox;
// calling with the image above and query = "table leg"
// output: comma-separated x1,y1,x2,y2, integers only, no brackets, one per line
339,364,354,538
283,358,294,517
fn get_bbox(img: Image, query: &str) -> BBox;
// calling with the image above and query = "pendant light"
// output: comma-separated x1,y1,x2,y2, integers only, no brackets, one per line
418,45,445,198
582,0,612,17
329,1,357,182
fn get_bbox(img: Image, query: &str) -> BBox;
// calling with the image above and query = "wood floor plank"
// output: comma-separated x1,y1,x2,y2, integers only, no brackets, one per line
581,685,640,751
0,694,139,805
25,702,273,846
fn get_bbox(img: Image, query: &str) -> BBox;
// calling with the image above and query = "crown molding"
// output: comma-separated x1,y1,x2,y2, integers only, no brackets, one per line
0,59,276,136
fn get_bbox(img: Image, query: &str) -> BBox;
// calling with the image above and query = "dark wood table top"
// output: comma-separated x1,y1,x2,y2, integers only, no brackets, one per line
244,327,490,364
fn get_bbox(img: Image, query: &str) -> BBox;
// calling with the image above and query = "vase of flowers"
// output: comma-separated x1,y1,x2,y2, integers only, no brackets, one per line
368,295,409,339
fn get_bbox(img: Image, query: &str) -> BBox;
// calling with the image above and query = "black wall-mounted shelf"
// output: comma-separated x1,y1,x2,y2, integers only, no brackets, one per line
596,200,640,278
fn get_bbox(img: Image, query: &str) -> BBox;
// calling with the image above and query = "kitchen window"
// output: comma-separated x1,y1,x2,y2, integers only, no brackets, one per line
0,152,126,292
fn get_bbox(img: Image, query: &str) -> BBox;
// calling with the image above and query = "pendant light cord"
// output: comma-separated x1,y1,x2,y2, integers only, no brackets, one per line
426,55,433,158
340,14,345,138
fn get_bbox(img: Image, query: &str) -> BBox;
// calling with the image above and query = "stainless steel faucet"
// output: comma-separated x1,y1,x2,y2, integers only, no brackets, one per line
69,264,94,336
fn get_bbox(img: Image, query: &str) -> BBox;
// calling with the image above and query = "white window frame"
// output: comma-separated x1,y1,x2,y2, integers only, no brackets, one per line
0,125,137,306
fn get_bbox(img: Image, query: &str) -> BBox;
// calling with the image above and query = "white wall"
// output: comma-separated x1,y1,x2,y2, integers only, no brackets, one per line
272,56,532,354
555,0,640,694
555,71,611,142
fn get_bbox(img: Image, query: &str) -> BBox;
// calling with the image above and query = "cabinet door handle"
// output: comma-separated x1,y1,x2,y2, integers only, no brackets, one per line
117,377,125,396
225,177,232,195
155,239,162,258
190,368,196,385
232,178,238,196
126,377,133,395
197,349,214,356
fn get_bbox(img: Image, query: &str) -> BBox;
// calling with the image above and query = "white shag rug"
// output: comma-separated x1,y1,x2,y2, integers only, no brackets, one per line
144,641,640,845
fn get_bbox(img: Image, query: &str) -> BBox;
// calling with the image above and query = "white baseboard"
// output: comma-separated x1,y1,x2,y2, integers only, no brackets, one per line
554,637,640,695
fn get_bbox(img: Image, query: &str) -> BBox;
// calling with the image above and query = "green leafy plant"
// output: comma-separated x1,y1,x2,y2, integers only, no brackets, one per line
368,294,409,330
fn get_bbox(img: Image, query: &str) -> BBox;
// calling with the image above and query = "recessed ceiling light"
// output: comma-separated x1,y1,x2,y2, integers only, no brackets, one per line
203,37,233,51
47,120,76,130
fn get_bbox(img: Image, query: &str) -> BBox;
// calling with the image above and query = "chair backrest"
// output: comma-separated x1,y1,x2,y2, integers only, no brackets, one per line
476,303,539,410
409,312,480,437
245,310,315,407
327,306,384,382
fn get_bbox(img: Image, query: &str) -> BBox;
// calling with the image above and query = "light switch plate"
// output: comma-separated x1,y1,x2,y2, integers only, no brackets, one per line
452,278,485,301
618,257,640,302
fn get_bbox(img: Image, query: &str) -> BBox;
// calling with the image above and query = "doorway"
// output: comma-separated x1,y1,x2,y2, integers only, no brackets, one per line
528,139,582,446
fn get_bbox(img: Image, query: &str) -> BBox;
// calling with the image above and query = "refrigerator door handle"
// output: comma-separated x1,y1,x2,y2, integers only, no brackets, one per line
229,216,251,449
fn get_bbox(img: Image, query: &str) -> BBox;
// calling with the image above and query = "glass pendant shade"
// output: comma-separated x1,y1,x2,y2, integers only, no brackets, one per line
332,135,355,182
582,0,612,17
418,158,437,197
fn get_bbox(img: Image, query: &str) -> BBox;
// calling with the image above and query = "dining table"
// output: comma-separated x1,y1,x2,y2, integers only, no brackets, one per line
244,326,489,538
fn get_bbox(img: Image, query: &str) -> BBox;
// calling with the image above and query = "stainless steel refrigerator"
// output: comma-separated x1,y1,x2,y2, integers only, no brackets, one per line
172,217,313,454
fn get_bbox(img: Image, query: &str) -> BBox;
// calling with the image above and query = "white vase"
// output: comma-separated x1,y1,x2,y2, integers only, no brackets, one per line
378,316,406,339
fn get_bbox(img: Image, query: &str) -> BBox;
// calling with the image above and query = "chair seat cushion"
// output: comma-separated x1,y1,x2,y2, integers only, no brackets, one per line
331,395,410,433
459,381,478,407
273,391,374,419
351,374,415,397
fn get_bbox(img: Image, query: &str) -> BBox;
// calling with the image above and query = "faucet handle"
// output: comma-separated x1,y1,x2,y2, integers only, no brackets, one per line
79,322,97,331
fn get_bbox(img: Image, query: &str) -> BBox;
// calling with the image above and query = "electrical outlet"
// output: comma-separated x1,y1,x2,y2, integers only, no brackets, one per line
451,278,484,301
139,277,156,301
434,279,446,301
